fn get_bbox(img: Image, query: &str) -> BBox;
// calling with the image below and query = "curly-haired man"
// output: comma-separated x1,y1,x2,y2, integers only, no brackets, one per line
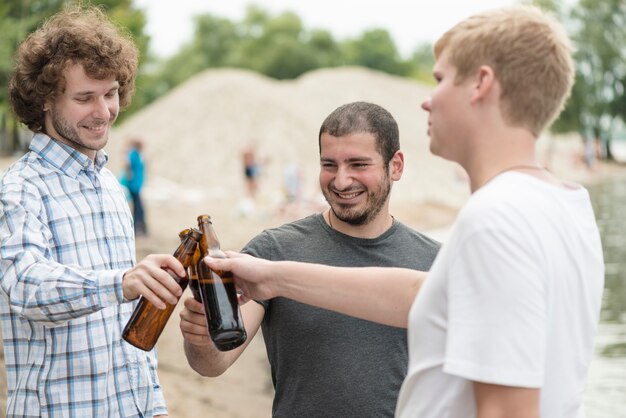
1,6,184,417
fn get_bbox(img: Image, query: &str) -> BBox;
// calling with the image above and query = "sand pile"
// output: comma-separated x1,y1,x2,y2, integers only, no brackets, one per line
108,66,471,211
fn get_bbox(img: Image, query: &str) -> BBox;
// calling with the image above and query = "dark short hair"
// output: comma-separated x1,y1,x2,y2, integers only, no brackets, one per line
8,5,139,133
318,101,400,167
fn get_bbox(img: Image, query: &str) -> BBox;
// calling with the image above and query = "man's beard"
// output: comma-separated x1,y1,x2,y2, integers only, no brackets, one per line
326,172,391,226
50,107,110,153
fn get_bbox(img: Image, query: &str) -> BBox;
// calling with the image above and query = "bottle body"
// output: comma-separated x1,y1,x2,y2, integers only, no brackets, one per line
196,215,247,351
122,228,200,351
188,243,202,302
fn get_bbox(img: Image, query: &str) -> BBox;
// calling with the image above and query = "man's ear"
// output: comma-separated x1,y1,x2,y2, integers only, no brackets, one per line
471,65,496,103
389,150,404,181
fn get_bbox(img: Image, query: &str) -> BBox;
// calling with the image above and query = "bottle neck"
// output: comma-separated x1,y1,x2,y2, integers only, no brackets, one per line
173,234,200,268
198,220,224,258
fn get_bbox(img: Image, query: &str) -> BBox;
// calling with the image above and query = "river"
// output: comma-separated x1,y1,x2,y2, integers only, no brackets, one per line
585,174,626,418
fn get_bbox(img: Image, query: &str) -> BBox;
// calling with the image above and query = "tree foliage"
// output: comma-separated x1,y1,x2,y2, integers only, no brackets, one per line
147,5,424,93
5,1,626,161
343,29,412,76
568,0,626,159
531,0,626,160
0,0,151,153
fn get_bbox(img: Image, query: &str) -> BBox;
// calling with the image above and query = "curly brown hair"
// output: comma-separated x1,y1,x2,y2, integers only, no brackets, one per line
8,5,139,133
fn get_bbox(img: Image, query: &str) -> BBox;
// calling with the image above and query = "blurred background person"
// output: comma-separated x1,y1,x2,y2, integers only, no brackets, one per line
121,137,148,236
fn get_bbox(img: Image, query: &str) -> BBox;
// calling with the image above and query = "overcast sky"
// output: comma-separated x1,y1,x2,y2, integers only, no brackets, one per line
134,0,521,58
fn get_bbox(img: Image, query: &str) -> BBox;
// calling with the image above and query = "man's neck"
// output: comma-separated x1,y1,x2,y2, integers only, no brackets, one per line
326,210,395,239
463,127,539,192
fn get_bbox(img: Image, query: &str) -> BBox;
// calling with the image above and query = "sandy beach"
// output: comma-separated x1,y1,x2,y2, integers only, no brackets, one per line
1,67,623,417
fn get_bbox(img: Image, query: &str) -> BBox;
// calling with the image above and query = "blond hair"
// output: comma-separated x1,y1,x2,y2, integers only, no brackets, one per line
434,6,574,136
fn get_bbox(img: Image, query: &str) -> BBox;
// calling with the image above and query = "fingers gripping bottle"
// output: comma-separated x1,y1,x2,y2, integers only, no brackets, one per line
196,215,247,351
123,228,201,351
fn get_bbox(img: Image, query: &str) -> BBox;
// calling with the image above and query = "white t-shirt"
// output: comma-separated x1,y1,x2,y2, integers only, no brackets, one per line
396,172,605,418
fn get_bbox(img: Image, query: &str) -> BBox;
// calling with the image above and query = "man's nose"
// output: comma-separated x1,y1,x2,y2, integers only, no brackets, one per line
333,166,354,190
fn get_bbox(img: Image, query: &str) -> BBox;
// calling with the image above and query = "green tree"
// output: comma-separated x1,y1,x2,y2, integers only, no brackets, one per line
342,28,411,76
534,0,626,160
140,13,240,100
0,0,65,153
306,29,344,69
568,0,626,160
232,8,320,79
408,43,435,84
0,0,151,153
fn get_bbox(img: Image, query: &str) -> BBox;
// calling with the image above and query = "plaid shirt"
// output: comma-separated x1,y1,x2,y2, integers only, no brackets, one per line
0,134,167,417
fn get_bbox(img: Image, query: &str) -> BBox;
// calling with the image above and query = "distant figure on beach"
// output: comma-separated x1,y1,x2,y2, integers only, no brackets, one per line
121,137,148,236
202,6,604,418
282,161,302,204
241,142,262,199
276,161,305,218
180,102,440,418
0,6,182,417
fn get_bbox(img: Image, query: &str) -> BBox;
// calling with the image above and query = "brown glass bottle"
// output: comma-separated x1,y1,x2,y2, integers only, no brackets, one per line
188,230,202,302
196,215,246,351
122,228,201,351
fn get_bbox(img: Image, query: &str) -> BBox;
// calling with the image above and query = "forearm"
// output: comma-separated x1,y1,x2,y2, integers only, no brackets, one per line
181,300,263,376
1,195,127,325
184,340,236,377
274,262,424,328
1,256,126,325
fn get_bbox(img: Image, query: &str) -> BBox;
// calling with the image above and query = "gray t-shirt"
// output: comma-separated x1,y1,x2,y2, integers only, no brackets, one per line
243,213,440,418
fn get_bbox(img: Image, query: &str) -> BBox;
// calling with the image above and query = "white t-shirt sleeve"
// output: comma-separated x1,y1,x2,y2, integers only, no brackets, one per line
443,222,547,388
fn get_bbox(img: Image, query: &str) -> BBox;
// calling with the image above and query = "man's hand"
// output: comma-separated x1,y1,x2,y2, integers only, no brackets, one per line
203,251,277,302
122,254,187,309
179,297,211,346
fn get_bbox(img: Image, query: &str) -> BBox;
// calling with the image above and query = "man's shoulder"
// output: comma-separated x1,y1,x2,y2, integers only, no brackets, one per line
393,220,441,250
0,153,43,187
262,213,320,236
243,214,322,254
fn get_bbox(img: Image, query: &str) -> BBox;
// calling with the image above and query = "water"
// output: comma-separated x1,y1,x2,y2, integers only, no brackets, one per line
585,175,626,417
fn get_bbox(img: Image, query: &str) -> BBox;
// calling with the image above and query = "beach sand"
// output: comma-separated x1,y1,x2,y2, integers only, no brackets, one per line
0,67,622,417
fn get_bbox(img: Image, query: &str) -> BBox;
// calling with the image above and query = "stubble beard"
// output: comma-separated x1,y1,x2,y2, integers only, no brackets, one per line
50,107,111,153
326,172,391,226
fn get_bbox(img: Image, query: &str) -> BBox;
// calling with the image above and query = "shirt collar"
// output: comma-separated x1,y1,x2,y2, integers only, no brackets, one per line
29,133,110,176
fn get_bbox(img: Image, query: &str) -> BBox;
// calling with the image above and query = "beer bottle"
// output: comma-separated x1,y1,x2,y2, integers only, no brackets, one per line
122,228,201,351
188,229,202,302
196,215,247,351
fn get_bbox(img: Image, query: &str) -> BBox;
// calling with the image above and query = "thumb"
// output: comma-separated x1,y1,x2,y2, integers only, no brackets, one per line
204,255,230,271
223,250,245,259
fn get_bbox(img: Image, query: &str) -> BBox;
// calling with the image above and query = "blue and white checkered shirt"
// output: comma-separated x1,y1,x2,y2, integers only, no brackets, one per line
0,134,167,417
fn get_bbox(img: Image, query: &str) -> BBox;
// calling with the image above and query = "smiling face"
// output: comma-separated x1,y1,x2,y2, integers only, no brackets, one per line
319,131,399,226
44,63,120,160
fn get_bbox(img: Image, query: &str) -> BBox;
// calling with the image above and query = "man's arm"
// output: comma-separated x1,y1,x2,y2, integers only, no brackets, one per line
180,296,265,376
474,382,539,418
205,252,425,328
0,181,185,325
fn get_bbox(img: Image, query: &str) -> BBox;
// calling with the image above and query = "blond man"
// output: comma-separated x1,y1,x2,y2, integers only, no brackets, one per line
202,6,604,417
